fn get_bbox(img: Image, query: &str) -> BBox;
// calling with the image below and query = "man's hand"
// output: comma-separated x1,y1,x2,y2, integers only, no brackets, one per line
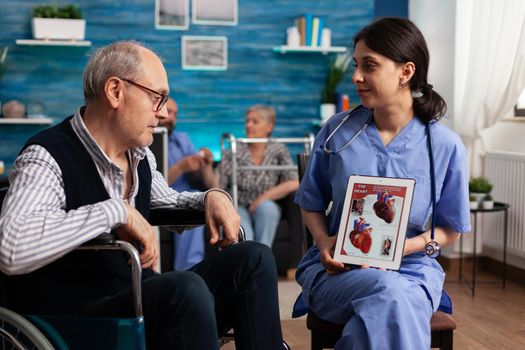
181,154,206,173
116,203,159,269
198,147,214,165
204,190,240,248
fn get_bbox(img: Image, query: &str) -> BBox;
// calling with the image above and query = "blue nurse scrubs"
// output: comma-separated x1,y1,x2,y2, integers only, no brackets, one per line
167,131,205,271
294,106,471,349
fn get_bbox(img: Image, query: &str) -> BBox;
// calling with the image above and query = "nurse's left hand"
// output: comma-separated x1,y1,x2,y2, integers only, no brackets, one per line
318,235,351,275
403,235,425,256
360,263,386,271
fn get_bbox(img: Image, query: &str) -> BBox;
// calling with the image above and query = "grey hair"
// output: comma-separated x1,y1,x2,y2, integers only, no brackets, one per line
246,105,276,126
83,40,149,103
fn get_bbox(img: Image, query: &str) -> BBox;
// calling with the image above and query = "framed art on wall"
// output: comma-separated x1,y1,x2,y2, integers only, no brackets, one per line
181,36,228,71
192,0,237,26
155,0,189,30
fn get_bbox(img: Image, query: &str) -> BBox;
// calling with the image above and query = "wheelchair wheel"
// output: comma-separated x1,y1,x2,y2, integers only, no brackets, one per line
0,306,54,350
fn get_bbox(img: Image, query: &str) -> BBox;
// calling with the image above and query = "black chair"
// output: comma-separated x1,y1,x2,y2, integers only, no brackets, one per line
296,153,456,350
272,192,305,276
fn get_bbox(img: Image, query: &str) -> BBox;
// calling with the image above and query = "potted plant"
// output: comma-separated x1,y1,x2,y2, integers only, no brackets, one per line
469,194,479,210
482,194,494,210
32,4,85,41
468,176,493,202
320,52,351,124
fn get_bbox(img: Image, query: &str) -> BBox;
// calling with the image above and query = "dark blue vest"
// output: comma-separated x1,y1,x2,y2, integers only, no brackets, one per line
7,117,155,315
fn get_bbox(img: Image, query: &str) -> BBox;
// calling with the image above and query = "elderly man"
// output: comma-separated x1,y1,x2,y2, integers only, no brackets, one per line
0,41,285,350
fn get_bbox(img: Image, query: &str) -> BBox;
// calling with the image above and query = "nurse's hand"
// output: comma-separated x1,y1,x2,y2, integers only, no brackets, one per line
318,235,350,275
360,263,386,271
403,235,426,256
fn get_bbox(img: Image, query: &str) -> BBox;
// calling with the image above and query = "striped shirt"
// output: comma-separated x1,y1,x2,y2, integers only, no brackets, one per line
218,142,298,207
0,108,204,275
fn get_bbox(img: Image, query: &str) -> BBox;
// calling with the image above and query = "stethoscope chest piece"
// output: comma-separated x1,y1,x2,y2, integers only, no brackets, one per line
425,241,441,258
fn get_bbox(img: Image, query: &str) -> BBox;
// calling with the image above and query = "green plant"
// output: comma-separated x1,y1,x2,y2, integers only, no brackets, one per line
33,4,83,19
469,177,493,194
321,52,352,104
484,194,493,201
469,194,476,202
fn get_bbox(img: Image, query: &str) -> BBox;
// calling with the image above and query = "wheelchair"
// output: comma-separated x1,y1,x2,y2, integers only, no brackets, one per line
0,186,290,349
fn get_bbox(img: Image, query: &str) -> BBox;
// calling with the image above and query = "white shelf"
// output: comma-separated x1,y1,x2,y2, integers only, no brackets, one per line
0,118,53,125
273,45,347,54
16,39,92,47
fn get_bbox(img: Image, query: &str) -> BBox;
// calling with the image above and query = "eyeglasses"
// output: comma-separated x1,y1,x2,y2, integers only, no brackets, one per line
120,78,169,112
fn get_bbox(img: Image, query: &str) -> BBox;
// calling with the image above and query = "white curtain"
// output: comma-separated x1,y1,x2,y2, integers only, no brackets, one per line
454,0,525,176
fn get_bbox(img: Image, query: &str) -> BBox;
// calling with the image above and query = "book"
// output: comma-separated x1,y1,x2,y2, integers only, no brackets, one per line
333,175,415,270
297,16,306,46
337,93,350,113
317,18,324,46
311,17,320,47
304,13,313,46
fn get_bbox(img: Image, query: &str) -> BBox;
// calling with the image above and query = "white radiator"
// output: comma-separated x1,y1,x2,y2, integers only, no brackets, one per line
484,151,525,262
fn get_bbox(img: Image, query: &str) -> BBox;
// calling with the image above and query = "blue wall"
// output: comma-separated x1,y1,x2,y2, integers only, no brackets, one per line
374,0,408,18
0,0,374,169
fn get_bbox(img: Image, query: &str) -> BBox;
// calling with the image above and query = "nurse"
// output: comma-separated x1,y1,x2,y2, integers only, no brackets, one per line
294,17,471,349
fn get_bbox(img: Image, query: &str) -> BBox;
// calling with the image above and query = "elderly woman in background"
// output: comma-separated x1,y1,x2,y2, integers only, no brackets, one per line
218,105,299,247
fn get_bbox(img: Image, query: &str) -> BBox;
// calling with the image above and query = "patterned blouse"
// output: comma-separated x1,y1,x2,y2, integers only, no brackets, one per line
218,142,298,207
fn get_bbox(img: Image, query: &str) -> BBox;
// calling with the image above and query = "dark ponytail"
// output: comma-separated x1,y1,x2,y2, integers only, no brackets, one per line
413,84,447,123
354,17,447,123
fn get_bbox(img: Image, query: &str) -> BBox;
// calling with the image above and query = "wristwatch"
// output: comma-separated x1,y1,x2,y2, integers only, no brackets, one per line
425,241,441,258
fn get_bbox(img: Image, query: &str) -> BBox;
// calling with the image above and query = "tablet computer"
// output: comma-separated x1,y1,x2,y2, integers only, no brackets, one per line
333,175,415,270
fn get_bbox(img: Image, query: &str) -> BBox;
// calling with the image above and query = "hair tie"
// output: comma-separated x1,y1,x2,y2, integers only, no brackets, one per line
421,83,433,94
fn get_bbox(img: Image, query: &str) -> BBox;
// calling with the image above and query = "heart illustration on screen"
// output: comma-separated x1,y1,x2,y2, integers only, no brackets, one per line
349,217,372,254
373,191,395,223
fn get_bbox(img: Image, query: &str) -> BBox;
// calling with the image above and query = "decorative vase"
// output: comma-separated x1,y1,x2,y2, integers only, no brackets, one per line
32,18,86,41
481,200,494,210
2,100,25,119
469,192,486,207
320,103,336,125
469,201,479,210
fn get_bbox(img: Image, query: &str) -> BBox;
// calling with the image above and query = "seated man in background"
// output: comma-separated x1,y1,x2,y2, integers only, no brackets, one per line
0,40,285,350
160,97,218,270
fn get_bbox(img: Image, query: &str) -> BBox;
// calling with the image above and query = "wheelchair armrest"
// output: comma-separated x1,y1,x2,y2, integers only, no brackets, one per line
149,208,245,241
81,232,116,246
148,208,206,227
78,236,143,319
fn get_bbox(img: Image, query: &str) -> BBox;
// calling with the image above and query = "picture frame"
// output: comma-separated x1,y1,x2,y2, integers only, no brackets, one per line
192,0,238,26
155,0,189,30
333,175,415,270
181,36,228,71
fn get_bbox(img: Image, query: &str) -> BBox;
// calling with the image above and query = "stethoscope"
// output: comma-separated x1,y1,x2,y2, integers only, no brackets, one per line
321,108,441,258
